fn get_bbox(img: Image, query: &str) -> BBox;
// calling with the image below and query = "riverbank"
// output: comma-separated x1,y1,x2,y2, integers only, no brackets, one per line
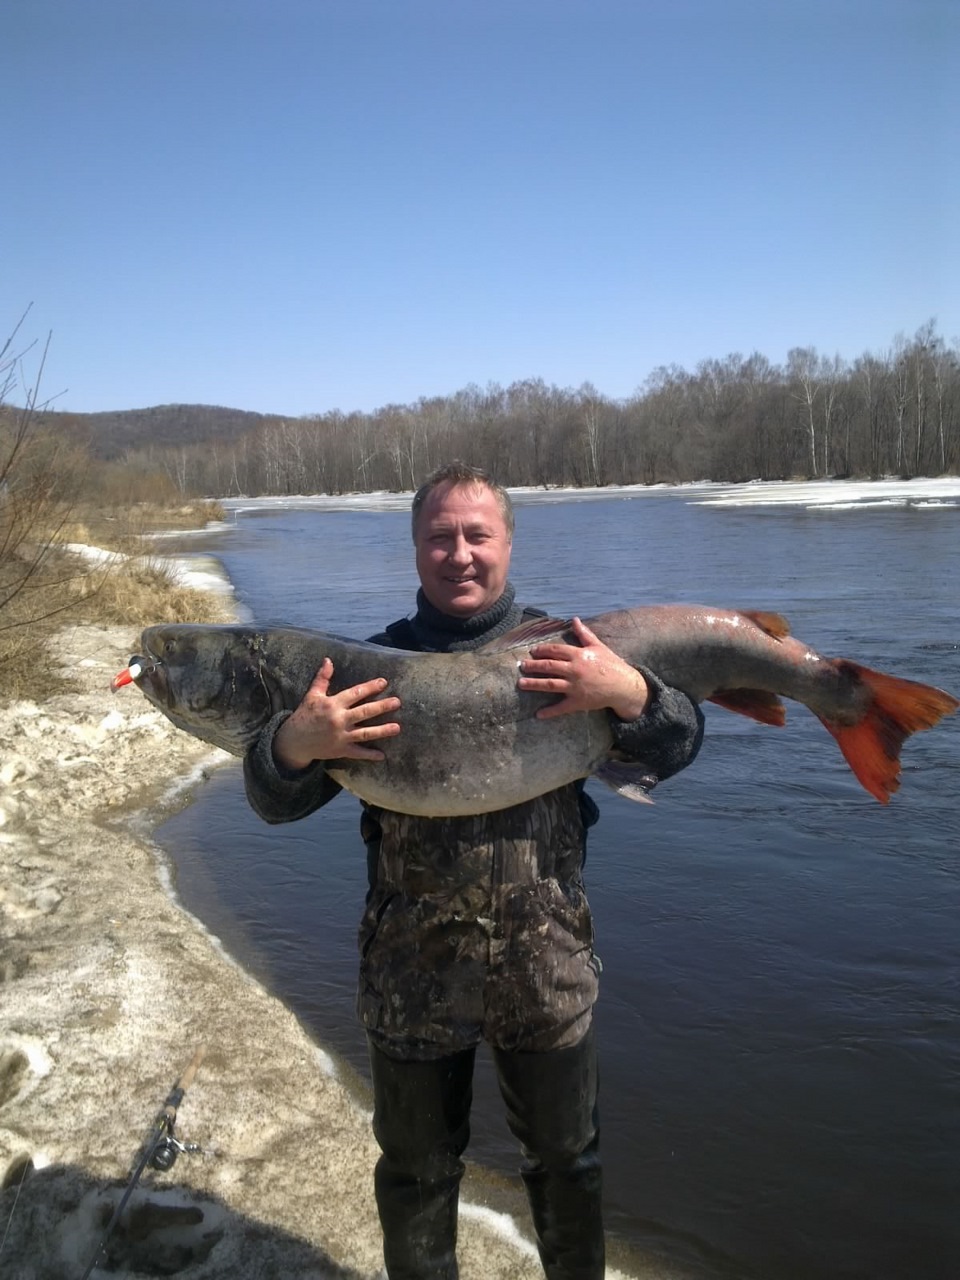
0,620,585,1279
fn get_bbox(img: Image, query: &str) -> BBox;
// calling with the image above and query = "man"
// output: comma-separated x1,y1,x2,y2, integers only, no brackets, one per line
244,462,704,1280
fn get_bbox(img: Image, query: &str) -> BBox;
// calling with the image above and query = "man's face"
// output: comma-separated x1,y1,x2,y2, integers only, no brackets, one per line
414,481,513,617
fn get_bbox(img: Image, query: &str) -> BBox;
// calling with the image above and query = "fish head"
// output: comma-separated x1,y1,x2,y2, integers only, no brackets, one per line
133,623,282,756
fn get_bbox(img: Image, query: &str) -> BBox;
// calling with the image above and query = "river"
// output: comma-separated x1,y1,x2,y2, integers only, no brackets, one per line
156,482,960,1280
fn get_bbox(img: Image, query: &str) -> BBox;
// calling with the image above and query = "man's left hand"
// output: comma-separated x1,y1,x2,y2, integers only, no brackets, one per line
518,617,650,721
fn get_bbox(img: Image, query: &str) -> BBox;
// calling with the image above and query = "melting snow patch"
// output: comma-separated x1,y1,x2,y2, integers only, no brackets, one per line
459,1202,540,1258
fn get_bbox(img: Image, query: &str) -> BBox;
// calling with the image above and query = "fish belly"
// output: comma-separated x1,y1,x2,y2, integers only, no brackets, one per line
325,653,615,816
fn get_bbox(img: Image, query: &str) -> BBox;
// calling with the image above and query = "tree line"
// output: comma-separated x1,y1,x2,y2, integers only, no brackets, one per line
7,321,960,509
115,322,956,498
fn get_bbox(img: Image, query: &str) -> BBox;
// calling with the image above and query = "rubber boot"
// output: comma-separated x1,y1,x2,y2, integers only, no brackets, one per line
368,1040,477,1280
493,1026,604,1280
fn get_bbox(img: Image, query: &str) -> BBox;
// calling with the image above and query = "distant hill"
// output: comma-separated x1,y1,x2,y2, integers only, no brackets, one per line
32,403,271,460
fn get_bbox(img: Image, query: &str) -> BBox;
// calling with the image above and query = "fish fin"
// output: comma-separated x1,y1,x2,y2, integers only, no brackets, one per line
708,688,787,726
481,616,571,652
741,610,792,640
593,762,658,804
819,661,960,804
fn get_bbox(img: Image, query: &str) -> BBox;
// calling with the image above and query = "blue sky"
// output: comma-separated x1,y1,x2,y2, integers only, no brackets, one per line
6,0,958,415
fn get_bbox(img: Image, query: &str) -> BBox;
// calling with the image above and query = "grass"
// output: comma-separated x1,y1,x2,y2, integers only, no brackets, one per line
58,498,227,553
0,500,232,702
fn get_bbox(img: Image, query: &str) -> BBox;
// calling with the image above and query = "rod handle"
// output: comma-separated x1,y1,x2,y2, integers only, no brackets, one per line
163,1045,207,1119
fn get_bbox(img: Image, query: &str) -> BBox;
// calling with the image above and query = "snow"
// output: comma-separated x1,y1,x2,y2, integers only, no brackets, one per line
214,475,960,516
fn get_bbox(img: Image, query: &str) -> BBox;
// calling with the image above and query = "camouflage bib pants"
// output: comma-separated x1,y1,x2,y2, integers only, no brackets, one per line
359,786,604,1280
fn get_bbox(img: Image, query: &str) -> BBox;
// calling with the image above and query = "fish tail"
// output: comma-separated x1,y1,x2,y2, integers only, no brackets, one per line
819,661,959,804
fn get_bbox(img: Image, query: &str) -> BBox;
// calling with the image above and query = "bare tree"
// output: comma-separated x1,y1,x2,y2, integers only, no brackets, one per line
0,311,88,634
787,347,820,475
576,382,609,486
928,334,954,473
818,353,846,475
889,336,910,474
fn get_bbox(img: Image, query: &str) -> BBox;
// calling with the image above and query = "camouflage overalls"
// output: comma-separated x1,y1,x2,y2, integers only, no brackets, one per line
357,786,600,1058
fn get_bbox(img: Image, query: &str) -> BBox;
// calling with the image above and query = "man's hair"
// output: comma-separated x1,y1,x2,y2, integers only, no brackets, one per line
410,461,515,540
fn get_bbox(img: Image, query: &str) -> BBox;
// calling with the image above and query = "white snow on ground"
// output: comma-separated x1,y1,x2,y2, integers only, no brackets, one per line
686,476,960,508
63,542,234,595
216,475,960,516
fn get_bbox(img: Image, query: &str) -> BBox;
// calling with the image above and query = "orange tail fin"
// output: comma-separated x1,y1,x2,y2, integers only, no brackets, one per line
819,661,959,803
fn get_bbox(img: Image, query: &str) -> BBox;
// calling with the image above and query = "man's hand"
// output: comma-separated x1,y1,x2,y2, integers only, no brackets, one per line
273,659,401,771
518,617,650,721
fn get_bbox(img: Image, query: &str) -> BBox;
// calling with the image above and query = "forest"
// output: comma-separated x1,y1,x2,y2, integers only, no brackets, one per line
104,321,959,497
4,321,960,512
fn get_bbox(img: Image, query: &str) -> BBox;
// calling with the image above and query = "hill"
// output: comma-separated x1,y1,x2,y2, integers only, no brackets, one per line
31,403,271,460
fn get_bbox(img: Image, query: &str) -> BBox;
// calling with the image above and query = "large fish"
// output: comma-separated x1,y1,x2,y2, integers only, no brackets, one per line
112,606,958,815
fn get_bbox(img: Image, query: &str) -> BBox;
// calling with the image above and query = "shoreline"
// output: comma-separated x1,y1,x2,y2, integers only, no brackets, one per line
0,622,575,1279
215,474,960,516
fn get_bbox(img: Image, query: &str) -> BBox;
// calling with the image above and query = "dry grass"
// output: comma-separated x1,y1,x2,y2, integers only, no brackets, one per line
59,498,226,553
69,555,232,626
0,502,231,702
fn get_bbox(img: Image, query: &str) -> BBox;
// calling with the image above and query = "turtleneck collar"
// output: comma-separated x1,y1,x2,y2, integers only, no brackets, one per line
409,583,525,652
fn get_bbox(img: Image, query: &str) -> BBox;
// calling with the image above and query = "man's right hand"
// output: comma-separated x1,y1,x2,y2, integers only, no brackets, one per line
272,659,401,771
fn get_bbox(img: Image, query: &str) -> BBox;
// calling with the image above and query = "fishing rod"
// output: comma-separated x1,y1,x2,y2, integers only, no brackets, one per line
79,1045,207,1280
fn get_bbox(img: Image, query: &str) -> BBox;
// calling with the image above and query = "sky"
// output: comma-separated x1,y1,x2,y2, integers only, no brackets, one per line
5,0,958,417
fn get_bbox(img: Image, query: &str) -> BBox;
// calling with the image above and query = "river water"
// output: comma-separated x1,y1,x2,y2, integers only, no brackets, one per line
156,484,960,1280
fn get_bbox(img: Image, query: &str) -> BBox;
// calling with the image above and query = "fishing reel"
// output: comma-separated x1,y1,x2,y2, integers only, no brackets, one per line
145,1053,206,1174
149,1130,202,1172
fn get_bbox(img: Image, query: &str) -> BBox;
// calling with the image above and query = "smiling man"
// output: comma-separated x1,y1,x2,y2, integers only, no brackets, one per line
243,461,704,1280
414,477,512,617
